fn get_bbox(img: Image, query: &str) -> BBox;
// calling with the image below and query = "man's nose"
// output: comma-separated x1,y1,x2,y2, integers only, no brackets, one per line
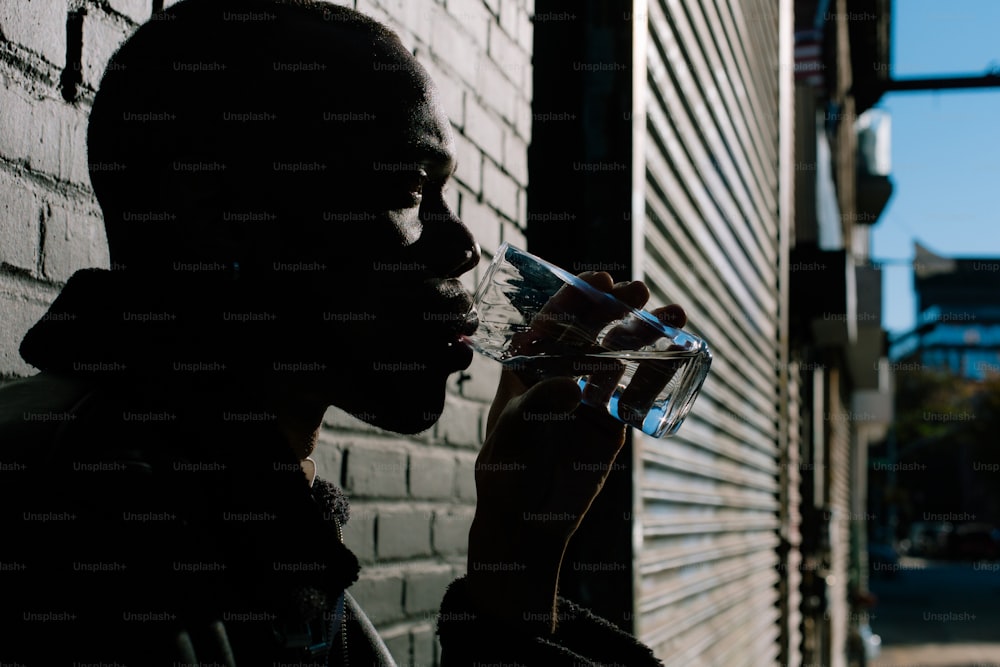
421,205,481,279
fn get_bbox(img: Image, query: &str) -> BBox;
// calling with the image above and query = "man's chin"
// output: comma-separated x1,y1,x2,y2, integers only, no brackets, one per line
330,373,449,435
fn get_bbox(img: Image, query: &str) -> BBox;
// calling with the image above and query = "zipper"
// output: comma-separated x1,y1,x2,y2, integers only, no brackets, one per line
333,515,350,667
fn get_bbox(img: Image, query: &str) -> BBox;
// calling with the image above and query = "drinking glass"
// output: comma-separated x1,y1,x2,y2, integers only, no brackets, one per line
462,243,712,438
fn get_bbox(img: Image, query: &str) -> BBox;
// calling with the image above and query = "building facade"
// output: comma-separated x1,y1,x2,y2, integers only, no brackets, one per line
890,243,1000,380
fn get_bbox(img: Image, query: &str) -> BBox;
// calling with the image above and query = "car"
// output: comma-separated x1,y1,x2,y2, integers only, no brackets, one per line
946,523,1000,560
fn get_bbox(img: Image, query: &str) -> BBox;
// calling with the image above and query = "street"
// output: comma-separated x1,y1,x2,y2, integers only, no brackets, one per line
867,557,1000,666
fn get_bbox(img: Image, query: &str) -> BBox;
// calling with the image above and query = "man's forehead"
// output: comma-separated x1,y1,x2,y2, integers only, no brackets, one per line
374,95,456,170
411,97,456,163
270,11,456,167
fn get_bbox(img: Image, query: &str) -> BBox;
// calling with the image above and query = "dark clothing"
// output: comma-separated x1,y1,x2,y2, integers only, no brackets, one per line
1,269,663,666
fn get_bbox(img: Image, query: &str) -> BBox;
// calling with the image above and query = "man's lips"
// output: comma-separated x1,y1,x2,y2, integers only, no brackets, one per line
423,278,477,338
461,307,480,336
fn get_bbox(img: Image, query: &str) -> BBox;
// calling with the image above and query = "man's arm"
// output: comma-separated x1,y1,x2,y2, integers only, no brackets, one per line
436,273,677,665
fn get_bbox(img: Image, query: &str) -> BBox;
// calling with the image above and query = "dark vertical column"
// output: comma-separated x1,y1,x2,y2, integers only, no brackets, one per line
528,0,635,631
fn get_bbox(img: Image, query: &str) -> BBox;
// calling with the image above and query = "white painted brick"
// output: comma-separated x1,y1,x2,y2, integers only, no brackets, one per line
356,0,395,29
381,626,411,666
0,84,83,182
522,61,533,100
0,288,49,377
404,564,453,614
67,109,92,186
487,20,528,92
0,81,34,167
377,507,433,559
483,0,500,16
350,570,405,625
446,0,490,49
452,131,482,194
371,0,434,46
444,177,460,216
454,453,478,502
311,433,343,481
409,448,456,500
431,507,474,556
0,0,66,66
475,55,517,125
500,218,527,247
464,99,503,167
0,173,41,273
458,190,500,256
435,393,482,448
82,10,135,90
517,187,527,227
503,130,528,186
42,203,110,283
498,0,518,43
107,0,150,24
516,3,534,53
514,98,532,141
342,506,377,563
420,58,464,127
33,97,87,184
411,624,437,667
429,5,481,88
357,0,416,52
481,158,518,221
343,440,409,498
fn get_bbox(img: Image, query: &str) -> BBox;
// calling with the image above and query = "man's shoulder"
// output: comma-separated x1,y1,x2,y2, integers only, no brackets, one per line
0,372,97,463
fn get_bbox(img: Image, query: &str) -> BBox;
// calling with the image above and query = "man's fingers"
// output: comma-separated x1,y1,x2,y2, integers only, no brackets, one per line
578,271,614,292
654,303,687,329
609,280,650,310
511,271,618,353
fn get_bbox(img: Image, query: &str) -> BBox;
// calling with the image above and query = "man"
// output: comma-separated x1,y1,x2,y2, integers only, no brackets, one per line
0,1,680,664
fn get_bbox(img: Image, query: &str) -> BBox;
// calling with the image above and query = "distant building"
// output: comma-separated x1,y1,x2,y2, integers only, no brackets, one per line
890,243,1000,379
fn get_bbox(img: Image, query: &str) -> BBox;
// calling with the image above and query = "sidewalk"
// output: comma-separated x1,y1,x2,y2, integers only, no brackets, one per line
872,642,1000,667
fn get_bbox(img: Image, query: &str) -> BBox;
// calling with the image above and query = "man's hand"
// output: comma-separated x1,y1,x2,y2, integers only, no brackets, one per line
465,272,685,633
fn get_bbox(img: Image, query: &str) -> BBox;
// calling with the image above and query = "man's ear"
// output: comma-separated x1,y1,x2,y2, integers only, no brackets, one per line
156,151,229,218
153,153,249,263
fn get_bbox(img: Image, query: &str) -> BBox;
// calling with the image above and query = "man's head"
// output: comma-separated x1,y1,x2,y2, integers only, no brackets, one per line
86,0,480,433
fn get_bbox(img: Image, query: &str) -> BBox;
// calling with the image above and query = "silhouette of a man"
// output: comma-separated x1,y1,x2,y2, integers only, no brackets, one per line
1,1,678,665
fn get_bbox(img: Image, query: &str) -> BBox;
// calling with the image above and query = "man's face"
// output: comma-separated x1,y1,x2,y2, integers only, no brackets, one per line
94,13,483,434
269,45,482,434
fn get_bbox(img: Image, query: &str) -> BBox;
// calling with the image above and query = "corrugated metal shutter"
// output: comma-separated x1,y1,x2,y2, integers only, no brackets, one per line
782,361,804,667
825,367,852,667
631,0,785,663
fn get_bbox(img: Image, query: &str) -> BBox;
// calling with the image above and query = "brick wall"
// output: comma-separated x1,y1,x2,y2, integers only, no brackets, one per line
0,1,533,665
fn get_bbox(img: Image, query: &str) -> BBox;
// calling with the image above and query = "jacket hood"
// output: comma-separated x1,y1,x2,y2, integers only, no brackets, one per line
21,268,287,379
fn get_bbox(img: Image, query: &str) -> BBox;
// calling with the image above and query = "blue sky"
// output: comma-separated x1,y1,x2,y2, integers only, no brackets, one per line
870,0,1000,335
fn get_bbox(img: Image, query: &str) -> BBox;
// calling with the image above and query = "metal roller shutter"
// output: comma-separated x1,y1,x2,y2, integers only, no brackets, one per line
631,0,787,663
